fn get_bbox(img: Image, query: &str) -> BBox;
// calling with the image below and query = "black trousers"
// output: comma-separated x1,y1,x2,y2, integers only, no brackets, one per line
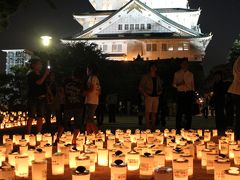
176,91,194,132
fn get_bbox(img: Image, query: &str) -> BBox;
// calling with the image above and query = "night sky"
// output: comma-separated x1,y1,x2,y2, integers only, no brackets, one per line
0,0,240,74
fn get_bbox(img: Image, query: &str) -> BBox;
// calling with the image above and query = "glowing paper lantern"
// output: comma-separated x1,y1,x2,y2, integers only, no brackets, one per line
140,153,154,179
112,151,125,166
213,158,230,180
98,148,108,166
19,145,28,155
172,158,188,180
85,150,96,172
206,153,218,174
111,160,127,180
234,148,240,165
224,167,240,180
51,152,64,175
181,154,193,176
154,167,173,180
196,143,205,159
69,148,80,168
43,144,52,158
34,148,46,162
126,151,140,171
72,166,90,180
201,149,212,167
229,142,237,159
0,166,15,180
15,156,29,177
32,160,47,180
76,155,90,171
8,152,19,166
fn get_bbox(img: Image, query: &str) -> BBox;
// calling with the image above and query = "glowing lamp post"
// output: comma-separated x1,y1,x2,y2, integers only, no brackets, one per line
41,36,52,47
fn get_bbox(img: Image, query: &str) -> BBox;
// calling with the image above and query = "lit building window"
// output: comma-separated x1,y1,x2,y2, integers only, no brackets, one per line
147,24,152,30
118,24,123,30
130,24,134,30
140,24,145,30
183,43,189,50
102,45,108,52
135,24,139,30
125,24,129,30
168,44,174,51
178,43,184,51
146,44,157,52
112,44,122,52
162,44,168,51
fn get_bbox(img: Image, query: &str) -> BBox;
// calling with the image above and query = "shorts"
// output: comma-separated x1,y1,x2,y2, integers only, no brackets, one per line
85,104,98,123
145,96,159,113
28,98,46,118
62,108,84,130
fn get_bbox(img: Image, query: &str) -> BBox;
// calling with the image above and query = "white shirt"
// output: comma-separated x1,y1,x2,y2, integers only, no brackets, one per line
173,69,195,92
85,75,101,105
228,57,240,95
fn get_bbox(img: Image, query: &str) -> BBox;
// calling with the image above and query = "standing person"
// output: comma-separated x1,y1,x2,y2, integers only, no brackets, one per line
26,58,49,134
137,92,144,125
211,71,229,133
173,59,194,133
139,63,162,130
227,56,240,139
85,64,101,134
106,93,118,123
54,69,85,145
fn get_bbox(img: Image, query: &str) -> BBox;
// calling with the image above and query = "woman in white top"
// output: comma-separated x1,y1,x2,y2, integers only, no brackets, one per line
84,64,101,134
228,56,240,139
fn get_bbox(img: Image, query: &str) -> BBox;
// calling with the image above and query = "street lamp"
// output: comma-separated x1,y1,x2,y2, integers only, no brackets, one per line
40,36,52,47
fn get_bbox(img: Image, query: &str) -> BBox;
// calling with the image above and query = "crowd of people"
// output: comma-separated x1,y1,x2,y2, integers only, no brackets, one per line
26,56,240,142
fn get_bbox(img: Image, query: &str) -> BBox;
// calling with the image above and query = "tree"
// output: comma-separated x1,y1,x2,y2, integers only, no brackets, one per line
228,33,240,64
0,0,55,31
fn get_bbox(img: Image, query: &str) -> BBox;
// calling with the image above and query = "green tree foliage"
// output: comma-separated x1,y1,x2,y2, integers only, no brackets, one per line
228,33,240,64
0,0,55,31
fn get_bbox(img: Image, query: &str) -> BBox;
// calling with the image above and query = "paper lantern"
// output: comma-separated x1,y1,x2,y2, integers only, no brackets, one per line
196,143,205,159
69,148,80,168
19,139,27,146
19,145,28,155
98,148,108,166
172,158,188,180
225,130,235,142
206,153,218,174
204,130,211,142
212,129,218,137
109,149,117,167
76,155,90,170
85,150,96,172
8,152,19,166
107,138,115,150
173,148,184,160
220,142,229,155
181,154,193,176
213,158,230,180
154,167,173,180
95,139,104,149
229,142,237,159
72,166,90,180
29,134,36,146
42,133,52,145
43,144,52,158
224,167,240,180
40,140,48,147
57,141,65,153
15,155,29,177
2,135,10,144
233,148,240,165
5,139,13,154
51,152,64,175
60,144,71,165
13,134,22,145
201,149,212,167
139,153,154,179
154,150,165,168
111,160,127,180
0,165,14,180
126,151,140,171
34,148,46,162
36,133,42,142
112,151,126,166
32,160,47,180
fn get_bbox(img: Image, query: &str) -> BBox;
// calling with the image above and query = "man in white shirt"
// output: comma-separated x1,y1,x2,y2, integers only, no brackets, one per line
227,56,240,139
173,59,195,132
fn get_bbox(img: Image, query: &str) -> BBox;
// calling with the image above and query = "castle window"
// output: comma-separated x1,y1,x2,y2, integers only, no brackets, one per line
135,24,139,30
168,45,174,51
118,24,123,30
183,43,189,50
140,24,145,30
125,24,129,30
146,44,157,52
147,24,152,30
178,43,183,51
130,24,134,30
102,45,108,52
112,44,122,52
162,44,167,51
